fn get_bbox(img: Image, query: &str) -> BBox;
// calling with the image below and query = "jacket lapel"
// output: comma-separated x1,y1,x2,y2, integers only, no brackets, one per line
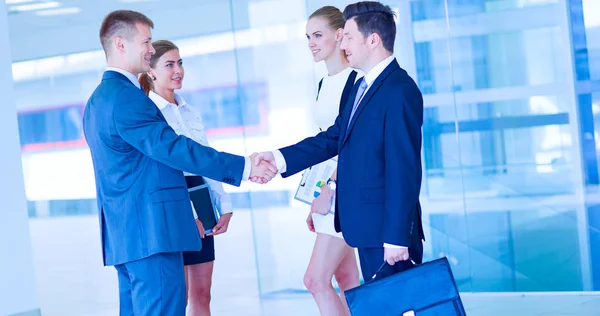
338,78,362,148
340,60,399,147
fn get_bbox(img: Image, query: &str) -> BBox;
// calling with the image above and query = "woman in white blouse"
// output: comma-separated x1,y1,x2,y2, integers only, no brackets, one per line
303,6,360,316
139,40,230,316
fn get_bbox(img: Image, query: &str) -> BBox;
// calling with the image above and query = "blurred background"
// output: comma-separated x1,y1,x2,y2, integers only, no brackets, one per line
3,0,600,315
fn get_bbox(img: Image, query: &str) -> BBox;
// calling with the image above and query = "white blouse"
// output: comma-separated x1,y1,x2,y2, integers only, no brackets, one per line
311,67,358,131
149,90,232,215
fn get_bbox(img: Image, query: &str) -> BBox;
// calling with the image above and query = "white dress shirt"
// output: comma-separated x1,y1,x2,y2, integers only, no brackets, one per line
356,55,395,104
272,56,406,249
149,91,234,216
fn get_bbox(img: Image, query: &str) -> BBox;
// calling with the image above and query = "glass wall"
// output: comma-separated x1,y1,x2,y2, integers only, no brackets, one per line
412,0,586,292
10,0,600,314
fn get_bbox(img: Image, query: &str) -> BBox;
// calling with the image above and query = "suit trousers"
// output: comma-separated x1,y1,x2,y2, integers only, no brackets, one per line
114,252,186,316
357,236,423,282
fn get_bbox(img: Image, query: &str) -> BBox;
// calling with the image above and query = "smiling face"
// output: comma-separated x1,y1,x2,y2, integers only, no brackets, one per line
148,48,184,91
340,18,370,70
305,17,342,63
122,22,155,74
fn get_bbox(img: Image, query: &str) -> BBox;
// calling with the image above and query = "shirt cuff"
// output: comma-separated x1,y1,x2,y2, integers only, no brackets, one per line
242,156,251,181
272,150,287,174
217,195,233,215
383,243,408,249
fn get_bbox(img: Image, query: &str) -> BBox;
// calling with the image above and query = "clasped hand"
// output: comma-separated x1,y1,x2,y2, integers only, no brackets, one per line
249,152,278,184
311,184,334,215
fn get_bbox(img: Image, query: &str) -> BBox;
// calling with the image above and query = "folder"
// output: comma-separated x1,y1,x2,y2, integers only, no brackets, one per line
185,176,219,235
294,157,337,205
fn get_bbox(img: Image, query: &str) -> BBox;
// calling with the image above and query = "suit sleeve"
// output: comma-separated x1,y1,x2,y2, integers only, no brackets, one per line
279,109,345,177
113,90,245,186
382,86,423,247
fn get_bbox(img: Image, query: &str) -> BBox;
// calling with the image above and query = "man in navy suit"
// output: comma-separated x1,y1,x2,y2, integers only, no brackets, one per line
83,10,276,316
255,1,424,281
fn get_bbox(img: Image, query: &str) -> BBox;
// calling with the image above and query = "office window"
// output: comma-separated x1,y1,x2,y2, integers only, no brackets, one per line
17,105,83,149
179,82,268,135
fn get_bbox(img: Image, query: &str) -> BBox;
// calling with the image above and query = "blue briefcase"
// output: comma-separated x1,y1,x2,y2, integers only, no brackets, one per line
345,257,466,316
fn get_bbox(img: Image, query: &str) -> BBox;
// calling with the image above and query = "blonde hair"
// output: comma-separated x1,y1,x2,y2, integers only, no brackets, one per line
309,6,346,30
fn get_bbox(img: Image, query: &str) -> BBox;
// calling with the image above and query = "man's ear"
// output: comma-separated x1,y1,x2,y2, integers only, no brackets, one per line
114,36,125,53
369,33,381,49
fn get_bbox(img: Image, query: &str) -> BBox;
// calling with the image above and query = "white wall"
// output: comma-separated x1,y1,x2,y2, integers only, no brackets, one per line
0,2,40,316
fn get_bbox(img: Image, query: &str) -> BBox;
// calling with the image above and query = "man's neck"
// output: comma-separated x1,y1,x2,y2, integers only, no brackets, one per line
361,51,393,75
107,61,138,77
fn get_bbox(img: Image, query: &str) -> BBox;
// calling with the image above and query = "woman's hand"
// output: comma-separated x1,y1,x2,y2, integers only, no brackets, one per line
306,212,315,232
207,213,233,236
195,219,205,238
311,184,334,215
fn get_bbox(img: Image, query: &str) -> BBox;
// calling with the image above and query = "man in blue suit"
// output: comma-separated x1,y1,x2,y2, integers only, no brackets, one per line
83,10,276,316
255,1,424,281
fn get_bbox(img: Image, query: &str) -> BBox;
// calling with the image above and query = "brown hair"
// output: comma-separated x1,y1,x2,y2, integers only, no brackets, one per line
138,40,179,95
99,10,154,55
309,6,346,30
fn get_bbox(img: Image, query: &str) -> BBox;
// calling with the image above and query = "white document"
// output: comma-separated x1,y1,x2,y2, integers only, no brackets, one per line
294,157,337,205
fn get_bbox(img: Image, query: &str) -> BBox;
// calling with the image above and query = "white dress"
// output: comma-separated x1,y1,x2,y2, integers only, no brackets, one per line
310,67,358,239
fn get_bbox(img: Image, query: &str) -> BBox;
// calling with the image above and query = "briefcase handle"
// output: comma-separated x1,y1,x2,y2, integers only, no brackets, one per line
370,258,418,283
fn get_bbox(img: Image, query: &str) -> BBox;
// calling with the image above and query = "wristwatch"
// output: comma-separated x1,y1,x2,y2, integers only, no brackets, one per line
326,179,337,191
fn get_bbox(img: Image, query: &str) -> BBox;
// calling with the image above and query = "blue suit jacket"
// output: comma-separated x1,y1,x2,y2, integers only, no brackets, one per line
280,60,424,248
83,71,245,266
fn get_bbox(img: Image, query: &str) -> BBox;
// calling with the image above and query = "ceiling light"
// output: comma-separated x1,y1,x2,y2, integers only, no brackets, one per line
6,0,37,4
119,0,159,3
35,7,81,16
9,1,60,12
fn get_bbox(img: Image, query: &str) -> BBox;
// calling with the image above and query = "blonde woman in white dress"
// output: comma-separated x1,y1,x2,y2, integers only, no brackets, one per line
303,6,360,316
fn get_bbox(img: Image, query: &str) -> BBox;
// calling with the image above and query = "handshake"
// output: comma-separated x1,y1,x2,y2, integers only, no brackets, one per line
248,151,278,184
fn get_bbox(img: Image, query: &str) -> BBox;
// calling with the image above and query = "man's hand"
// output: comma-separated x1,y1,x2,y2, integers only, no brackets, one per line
207,213,232,236
253,151,276,167
249,152,277,184
384,247,409,265
195,219,206,238
306,212,315,232
311,184,333,215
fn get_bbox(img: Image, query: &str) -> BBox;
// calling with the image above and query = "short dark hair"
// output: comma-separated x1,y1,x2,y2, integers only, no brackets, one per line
343,1,396,53
99,10,154,54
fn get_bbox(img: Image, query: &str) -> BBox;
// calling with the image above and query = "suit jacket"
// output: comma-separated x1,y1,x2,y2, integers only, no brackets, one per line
83,71,245,266
280,60,424,248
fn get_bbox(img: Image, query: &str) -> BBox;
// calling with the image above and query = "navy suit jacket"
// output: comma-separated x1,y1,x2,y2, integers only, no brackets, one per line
280,60,424,248
83,71,245,266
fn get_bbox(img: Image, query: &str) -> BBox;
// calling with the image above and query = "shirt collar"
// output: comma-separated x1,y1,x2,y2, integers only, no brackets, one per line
363,55,395,87
106,67,140,89
174,93,187,107
149,90,187,110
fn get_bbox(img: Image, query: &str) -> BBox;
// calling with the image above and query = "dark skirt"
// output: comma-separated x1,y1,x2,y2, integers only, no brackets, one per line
183,235,215,265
